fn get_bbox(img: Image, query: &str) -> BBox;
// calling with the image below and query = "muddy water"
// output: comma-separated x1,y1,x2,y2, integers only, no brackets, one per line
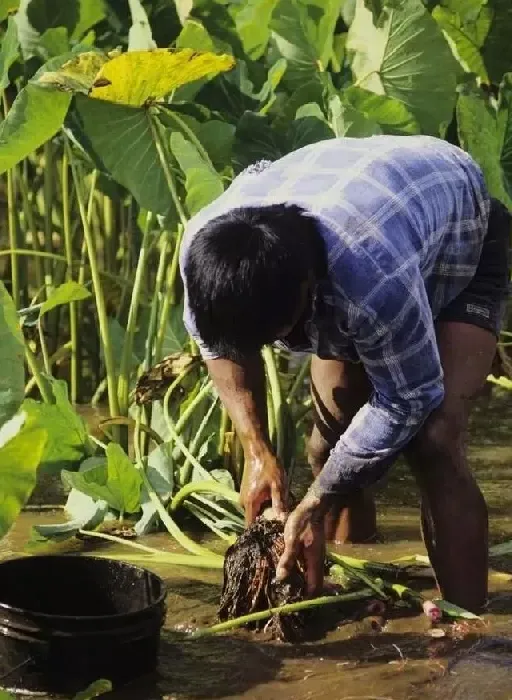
3,393,512,699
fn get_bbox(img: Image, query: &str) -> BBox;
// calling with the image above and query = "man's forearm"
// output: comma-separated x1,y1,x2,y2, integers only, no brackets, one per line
205,355,272,459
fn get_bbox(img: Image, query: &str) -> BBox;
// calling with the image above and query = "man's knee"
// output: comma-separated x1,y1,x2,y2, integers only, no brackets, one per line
307,431,333,477
412,407,465,460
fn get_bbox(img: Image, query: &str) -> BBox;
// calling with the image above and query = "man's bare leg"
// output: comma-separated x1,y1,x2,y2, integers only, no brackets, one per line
405,321,494,613
308,357,377,544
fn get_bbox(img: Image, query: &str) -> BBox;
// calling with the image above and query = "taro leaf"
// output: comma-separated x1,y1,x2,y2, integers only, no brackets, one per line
0,412,47,539
329,94,381,137
433,6,488,82
440,0,486,25
457,81,512,209
0,281,24,430
127,0,156,51
343,86,420,135
0,17,19,91
0,83,70,175
89,49,235,107
71,0,106,41
196,120,235,171
233,0,279,60
74,95,175,218
14,0,79,59
270,0,320,90
176,18,215,51
39,281,91,316
62,443,142,515
346,0,458,135
433,598,481,620
72,680,113,700
23,377,92,474
35,51,109,95
0,0,20,23
288,114,335,151
135,442,173,535
482,0,512,84
38,26,69,59
159,298,189,357
233,111,285,173
170,131,224,216
307,0,346,68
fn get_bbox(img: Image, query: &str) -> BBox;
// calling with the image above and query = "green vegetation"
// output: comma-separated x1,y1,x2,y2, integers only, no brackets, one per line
0,0,511,632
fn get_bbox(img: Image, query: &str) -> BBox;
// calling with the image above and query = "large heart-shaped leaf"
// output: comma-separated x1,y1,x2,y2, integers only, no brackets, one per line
0,411,47,539
23,377,92,473
433,6,488,82
0,281,25,429
0,17,19,91
170,131,224,216
270,0,320,90
74,96,175,218
89,48,235,107
482,0,512,84
457,80,512,209
346,0,458,135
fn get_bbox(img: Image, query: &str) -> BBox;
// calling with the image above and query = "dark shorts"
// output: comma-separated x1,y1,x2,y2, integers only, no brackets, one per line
437,198,512,338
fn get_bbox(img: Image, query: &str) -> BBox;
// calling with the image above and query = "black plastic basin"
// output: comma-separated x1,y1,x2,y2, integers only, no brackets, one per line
0,555,167,696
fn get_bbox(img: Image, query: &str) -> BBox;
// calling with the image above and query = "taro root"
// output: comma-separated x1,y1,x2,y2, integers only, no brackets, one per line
218,517,308,642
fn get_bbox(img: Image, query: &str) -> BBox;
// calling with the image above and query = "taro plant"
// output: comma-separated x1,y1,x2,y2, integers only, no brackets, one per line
0,0,512,566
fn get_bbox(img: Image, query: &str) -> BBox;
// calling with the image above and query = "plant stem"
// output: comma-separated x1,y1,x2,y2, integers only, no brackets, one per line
79,529,223,568
157,105,212,165
174,380,213,435
262,346,285,462
181,395,219,483
170,480,240,513
117,212,154,415
62,142,79,403
24,344,52,403
69,158,120,419
148,109,188,227
287,356,311,405
3,93,19,306
191,588,375,637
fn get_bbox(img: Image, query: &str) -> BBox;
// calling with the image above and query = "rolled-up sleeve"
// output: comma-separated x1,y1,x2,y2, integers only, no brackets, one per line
315,270,445,496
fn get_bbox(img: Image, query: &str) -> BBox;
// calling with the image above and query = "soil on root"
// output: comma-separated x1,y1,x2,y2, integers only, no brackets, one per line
218,517,308,642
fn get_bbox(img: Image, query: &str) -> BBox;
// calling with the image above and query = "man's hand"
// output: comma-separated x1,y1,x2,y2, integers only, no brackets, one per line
276,488,330,596
240,452,287,525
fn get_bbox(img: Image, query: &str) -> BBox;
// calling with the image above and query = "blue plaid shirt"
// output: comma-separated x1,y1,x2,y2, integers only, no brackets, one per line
180,136,491,496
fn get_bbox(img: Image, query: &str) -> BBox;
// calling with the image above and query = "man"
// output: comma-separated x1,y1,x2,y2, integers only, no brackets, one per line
179,135,511,613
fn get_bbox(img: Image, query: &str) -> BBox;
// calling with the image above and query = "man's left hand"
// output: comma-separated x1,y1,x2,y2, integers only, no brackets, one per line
276,488,330,596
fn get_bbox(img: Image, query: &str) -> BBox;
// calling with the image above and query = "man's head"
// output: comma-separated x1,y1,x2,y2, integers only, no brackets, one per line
184,204,325,360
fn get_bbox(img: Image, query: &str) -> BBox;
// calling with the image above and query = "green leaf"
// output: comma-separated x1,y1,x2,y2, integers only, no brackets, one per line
433,598,481,620
308,0,346,68
329,94,381,137
289,114,335,150
0,82,71,175
72,680,113,700
23,377,91,474
14,0,78,58
38,26,69,59
135,442,173,535
127,0,156,51
234,0,279,60
71,0,106,41
270,0,320,90
457,82,512,209
62,443,142,514
196,120,235,171
0,412,47,539
233,111,284,173
0,17,19,91
433,6,488,82
74,96,175,218
39,281,91,316
343,86,420,135
159,298,189,356
0,0,20,24
482,0,512,84
176,18,215,51
0,281,25,429
347,0,458,135
170,131,224,216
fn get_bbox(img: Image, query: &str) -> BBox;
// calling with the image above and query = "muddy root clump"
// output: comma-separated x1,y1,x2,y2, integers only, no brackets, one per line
218,517,308,642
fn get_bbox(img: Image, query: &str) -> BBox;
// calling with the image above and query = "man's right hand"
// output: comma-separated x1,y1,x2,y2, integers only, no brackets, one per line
240,452,287,525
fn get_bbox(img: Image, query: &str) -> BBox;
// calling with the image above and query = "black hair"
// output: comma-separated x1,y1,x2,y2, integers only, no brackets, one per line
184,204,326,360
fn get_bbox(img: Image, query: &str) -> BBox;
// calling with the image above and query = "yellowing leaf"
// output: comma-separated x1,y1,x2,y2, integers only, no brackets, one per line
36,50,108,94
89,48,235,107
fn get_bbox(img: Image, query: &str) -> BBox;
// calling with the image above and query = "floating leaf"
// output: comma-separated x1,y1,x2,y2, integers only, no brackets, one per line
0,17,19,91
0,281,25,429
346,0,458,135
89,48,235,107
40,281,91,316
0,412,47,539
170,131,224,216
